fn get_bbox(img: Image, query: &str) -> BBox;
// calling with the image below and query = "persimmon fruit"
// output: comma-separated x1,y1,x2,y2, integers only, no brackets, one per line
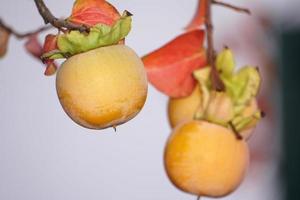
56,44,148,129
168,86,201,128
164,120,249,197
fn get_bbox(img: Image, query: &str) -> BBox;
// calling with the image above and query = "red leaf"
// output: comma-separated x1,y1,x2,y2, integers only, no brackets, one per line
24,34,58,76
185,0,207,31
43,34,58,53
24,34,43,59
42,34,58,76
143,30,207,98
69,0,120,26
0,26,10,58
44,61,57,76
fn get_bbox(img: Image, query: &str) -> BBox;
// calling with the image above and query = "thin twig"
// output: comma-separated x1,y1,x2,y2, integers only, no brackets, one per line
33,0,89,32
229,122,243,140
205,0,225,91
0,18,51,39
197,196,201,200
212,0,251,15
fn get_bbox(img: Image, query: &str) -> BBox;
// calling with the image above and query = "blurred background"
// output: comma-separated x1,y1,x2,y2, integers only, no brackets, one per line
0,0,299,199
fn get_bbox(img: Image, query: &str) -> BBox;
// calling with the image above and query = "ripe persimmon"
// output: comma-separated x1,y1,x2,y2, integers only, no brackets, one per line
168,86,201,128
56,44,148,129
164,120,249,197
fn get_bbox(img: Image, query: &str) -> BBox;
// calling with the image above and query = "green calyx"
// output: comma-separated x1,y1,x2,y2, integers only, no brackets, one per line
193,47,262,133
42,11,132,60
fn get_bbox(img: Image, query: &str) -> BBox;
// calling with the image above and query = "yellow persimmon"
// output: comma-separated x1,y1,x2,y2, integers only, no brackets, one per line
164,120,249,197
168,86,201,128
56,45,148,129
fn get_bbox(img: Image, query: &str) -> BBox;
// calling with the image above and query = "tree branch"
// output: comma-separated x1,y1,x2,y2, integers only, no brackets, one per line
205,0,225,91
33,0,89,32
0,18,51,39
212,0,251,15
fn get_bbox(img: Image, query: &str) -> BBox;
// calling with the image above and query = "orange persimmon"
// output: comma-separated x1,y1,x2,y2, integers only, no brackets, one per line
164,120,249,197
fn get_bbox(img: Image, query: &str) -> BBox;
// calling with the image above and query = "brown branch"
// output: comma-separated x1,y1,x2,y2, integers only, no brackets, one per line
212,0,251,15
33,0,89,32
0,18,51,39
205,0,225,91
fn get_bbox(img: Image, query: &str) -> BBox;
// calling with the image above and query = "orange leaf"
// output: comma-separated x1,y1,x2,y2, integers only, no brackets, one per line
24,34,43,59
185,0,207,31
143,30,207,98
24,33,58,76
69,0,120,26
42,34,58,76
43,34,58,53
0,26,10,57
44,61,57,76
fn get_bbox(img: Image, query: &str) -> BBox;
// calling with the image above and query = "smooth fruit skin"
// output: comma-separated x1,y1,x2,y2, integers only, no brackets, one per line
56,45,148,129
164,120,249,197
168,86,201,128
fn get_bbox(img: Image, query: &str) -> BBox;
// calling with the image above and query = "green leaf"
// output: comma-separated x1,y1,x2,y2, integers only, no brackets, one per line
232,66,261,105
232,111,262,131
216,47,235,77
41,50,66,60
56,11,131,58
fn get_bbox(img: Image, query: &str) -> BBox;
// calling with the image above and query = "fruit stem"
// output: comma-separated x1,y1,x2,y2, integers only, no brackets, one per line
229,122,243,140
205,0,225,92
33,0,89,33
0,18,51,39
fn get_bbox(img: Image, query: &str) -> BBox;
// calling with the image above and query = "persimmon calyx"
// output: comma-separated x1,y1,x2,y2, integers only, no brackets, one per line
42,11,131,60
205,91,234,126
193,48,262,132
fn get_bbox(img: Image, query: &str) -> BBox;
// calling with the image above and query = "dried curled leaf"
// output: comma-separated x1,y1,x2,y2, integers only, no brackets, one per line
24,34,43,59
0,26,10,58
24,33,58,76
69,0,120,26
44,61,57,76
143,30,206,98
232,99,262,132
42,34,58,76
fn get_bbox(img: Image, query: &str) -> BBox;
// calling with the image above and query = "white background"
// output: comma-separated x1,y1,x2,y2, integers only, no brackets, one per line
1,0,299,199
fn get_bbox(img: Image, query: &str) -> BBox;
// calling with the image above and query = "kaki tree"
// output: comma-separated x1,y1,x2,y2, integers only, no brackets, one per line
0,0,265,199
